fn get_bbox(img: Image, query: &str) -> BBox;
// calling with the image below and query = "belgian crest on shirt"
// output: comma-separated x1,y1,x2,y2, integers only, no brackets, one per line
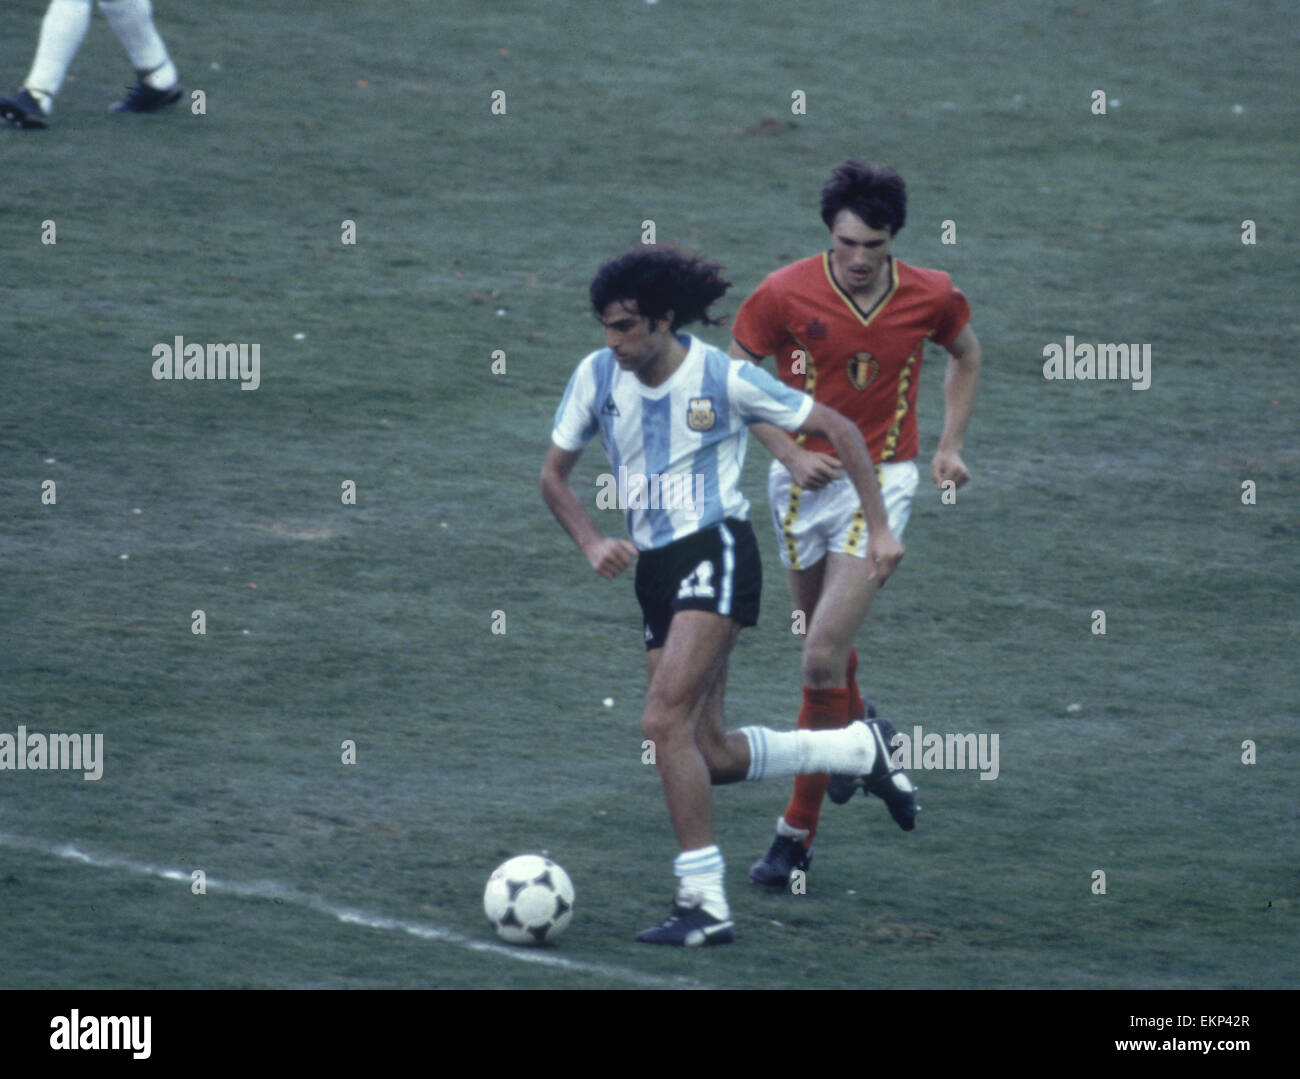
847,351,879,391
687,396,717,431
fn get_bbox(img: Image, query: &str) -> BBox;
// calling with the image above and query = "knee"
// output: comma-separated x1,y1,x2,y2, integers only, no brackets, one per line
639,709,666,746
640,692,688,746
801,641,841,688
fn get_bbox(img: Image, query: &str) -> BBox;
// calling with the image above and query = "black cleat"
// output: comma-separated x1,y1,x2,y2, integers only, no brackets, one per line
636,893,735,946
109,79,183,114
749,834,812,888
827,698,877,804
862,716,919,831
826,773,860,804
0,88,49,129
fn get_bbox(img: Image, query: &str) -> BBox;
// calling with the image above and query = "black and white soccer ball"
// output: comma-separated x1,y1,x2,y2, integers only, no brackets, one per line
483,854,575,945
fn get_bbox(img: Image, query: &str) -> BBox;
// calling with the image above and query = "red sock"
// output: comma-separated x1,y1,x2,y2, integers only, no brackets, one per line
847,647,865,720
782,686,852,841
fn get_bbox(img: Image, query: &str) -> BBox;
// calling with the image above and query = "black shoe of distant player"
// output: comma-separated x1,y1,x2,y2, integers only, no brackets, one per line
827,699,877,804
636,893,735,946
0,88,49,129
862,716,919,831
109,78,183,114
749,834,812,888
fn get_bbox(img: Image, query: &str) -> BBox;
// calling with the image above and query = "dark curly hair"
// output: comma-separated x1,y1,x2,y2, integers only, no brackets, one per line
820,159,907,235
590,245,731,332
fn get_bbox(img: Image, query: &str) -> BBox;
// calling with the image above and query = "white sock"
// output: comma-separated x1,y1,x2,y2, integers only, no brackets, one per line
673,845,728,920
24,0,93,103
776,816,810,842
740,722,877,781
97,0,175,84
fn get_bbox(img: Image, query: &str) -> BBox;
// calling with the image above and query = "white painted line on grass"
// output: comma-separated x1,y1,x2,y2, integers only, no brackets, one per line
0,833,706,990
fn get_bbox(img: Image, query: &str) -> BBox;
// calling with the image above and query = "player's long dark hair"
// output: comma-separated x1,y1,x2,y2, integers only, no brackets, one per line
589,245,731,331
820,159,907,235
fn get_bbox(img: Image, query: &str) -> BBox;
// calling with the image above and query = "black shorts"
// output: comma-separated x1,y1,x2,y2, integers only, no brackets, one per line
634,518,762,651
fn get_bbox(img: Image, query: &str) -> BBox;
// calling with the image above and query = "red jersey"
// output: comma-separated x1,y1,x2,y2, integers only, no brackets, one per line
731,254,970,462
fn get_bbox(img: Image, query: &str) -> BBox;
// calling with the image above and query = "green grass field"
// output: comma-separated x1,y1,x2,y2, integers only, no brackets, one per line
1,0,1296,992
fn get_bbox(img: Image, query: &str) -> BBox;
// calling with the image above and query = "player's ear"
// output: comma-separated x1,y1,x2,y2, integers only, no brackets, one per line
656,310,675,334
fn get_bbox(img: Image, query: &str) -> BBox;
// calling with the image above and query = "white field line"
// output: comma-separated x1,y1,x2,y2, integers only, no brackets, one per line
0,833,705,990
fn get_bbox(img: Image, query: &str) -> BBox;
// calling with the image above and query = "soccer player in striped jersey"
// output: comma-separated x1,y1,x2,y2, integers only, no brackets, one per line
0,1,181,129
730,159,982,888
541,245,905,945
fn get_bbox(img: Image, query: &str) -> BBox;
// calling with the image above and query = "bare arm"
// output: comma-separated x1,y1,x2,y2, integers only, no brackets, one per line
931,323,981,489
540,442,637,578
799,402,904,583
728,338,843,490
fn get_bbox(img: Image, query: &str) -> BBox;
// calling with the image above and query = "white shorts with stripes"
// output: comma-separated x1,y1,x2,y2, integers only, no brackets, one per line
767,458,919,571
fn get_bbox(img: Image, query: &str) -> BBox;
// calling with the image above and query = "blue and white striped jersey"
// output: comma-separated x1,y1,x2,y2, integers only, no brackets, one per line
552,334,814,550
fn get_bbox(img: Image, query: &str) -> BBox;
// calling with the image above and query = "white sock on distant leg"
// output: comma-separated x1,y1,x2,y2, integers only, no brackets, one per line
24,0,94,105
673,845,729,920
740,723,876,781
97,0,176,86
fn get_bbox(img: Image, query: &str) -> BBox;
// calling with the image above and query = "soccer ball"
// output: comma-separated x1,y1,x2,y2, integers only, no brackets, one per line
483,854,575,945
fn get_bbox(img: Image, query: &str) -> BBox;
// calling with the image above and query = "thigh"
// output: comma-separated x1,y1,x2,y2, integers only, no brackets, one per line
804,551,880,661
786,557,827,626
647,610,740,718
808,459,916,642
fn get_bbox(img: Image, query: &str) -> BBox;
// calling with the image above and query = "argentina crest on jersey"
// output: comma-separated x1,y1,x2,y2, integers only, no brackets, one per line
687,396,716,431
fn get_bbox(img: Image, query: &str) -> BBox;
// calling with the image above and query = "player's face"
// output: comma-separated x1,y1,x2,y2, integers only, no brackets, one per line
828,210,893,296
600,300,673,379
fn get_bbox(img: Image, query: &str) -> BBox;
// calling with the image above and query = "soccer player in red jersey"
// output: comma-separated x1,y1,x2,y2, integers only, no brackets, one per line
729,159,982,887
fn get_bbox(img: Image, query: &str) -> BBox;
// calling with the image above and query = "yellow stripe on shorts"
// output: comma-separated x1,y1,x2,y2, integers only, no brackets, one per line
844,463,883,557
781,483,804,571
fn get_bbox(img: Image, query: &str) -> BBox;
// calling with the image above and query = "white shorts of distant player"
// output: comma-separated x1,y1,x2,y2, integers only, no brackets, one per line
768,458,919,571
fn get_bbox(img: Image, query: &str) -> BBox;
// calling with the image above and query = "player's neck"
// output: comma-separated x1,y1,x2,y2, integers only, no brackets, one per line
845,258,891,303
635,333,689,388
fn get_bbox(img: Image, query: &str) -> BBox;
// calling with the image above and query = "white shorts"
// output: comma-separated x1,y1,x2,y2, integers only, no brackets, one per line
768,458,919,571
